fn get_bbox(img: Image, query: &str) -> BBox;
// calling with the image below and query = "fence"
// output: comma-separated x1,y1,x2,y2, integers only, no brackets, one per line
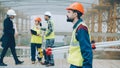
0,40,120,58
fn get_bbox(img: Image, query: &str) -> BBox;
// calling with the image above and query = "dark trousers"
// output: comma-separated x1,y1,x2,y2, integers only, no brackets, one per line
0,37,19,63
70,64,82,68
31,43,42,61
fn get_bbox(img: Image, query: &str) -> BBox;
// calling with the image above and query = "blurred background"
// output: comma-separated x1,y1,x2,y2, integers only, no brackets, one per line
0,0,120,67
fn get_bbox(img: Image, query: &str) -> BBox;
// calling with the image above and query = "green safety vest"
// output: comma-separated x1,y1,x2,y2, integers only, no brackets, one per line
67,22,89,66
45,19,55,39
31,26,42,44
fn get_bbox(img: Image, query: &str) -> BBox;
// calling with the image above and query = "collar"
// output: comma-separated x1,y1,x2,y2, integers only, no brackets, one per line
73,18,83,29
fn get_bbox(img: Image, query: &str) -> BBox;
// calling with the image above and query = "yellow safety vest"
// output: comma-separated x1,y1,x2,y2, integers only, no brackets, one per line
67,22,89,66
31,26,42,44
45,19,55,39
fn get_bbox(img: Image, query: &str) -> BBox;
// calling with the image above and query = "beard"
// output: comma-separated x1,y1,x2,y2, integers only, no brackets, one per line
67,16,74,22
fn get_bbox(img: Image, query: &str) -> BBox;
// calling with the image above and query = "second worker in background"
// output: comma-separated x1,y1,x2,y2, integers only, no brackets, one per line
43,11,55,67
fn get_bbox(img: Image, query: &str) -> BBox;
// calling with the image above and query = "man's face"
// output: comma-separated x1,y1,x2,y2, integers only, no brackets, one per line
10,15,15,19
44,15,48,21
66,10,75,22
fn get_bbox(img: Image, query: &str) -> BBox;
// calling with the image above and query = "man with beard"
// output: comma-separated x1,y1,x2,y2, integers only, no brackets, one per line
43,11,55,67
44,11,55,48
66,2,93,68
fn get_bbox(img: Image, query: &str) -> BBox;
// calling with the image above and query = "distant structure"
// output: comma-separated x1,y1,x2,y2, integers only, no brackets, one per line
0,0,120,46
83,0,120,42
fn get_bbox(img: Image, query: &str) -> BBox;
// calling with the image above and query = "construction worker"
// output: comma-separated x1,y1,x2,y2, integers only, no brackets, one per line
30,17,44,64
0,9,24,66
42,11,55,66
66,2,93,68
44,11,55,48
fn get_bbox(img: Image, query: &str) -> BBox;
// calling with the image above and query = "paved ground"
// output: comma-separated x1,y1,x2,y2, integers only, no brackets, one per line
0,57,120,68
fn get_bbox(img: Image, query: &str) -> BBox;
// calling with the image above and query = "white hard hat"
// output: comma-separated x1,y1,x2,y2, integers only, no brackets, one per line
44,11,52,17
7,9,16,16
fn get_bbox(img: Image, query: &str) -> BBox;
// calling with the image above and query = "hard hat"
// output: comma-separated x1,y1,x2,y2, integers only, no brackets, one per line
35,17,41,22
7,9,16,16
66,2,84,14
44,11,52,17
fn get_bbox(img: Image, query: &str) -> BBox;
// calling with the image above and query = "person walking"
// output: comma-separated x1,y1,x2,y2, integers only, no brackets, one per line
0,9,24,66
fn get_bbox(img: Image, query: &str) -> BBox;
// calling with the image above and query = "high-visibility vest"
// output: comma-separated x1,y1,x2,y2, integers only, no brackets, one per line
45,19,55,39
67,22,90,66
31,26,42,44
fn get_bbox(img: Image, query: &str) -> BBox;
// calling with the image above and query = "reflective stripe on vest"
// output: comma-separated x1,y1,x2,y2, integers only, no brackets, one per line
45,19,55,39
67,22,89,66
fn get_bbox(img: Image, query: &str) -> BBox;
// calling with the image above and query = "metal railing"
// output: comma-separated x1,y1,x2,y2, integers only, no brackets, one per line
0,40,120,57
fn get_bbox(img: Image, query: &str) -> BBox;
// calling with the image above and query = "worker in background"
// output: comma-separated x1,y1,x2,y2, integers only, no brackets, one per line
0,9,24,66
30,17,44,64
91,40,96,53
44,11,55,48
42,11,55,67
66,2,93,68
